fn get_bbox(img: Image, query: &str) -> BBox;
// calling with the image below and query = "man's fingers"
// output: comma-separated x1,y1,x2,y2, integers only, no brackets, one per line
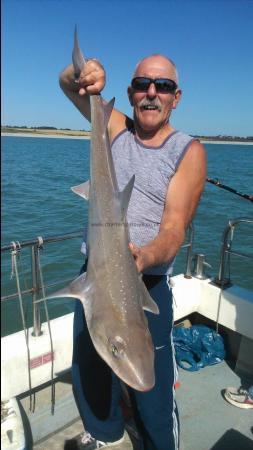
85,81,104,94
78,87,87,96
73,59,105,96
129,242,140,257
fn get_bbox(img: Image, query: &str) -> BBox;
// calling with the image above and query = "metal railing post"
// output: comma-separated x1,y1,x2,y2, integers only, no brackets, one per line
215,227,231,287
214,217,253,287
184,223,194,278
31,245,42,336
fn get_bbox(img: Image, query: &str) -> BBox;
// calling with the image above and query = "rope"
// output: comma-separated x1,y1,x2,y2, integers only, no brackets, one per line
10,242,18,279
206,178,253,202
10,245,35,412
36,239,56,415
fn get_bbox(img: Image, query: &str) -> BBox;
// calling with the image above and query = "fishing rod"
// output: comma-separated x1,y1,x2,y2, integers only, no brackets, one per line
206,178,253,203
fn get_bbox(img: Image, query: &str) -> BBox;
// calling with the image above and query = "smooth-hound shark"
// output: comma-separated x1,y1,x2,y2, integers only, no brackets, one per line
48,29,159,391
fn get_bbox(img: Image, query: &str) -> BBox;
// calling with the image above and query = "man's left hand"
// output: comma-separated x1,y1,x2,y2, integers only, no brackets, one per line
129,242,152,273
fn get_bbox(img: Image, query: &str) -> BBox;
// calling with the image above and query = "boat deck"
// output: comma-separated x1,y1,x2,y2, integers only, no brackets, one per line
27,361,253,450
177,361,252,450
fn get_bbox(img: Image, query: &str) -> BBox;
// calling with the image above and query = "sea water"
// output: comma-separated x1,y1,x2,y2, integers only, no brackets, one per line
1,136,253,336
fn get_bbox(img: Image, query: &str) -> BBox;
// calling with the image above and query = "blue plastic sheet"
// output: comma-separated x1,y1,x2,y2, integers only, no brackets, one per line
173,325,226,371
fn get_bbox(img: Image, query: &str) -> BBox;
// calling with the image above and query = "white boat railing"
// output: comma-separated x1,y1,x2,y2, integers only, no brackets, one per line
2,218,253,337
1,226,194,336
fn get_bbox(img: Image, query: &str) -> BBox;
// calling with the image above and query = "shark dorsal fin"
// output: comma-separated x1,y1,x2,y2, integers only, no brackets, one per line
71,180,90,200
103,98,115,130
118,175,135,219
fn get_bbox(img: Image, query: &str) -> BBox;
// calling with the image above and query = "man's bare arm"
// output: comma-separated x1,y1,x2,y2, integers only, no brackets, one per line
130,140,206,272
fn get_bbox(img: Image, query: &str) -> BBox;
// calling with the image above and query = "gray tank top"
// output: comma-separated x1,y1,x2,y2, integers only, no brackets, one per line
111,129,195,275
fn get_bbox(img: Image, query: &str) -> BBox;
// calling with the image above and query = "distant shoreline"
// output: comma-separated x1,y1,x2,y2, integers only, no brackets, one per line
1,132,90,140
1,131,253,145
1,127,91,140
200,140,253,145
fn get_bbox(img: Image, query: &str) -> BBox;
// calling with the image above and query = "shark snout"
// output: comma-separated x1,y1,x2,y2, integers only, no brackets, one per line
106,334,155,392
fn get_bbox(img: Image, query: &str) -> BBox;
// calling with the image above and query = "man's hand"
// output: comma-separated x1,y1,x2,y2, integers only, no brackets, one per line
74,59,105,96
129,242,154,273
60,59,105,95
129,242,143,273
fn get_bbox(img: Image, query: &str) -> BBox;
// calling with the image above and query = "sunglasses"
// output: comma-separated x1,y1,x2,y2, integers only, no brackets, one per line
131,77,177,93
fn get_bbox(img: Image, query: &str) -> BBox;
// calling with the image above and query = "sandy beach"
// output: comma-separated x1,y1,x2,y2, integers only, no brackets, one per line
2,132,253,145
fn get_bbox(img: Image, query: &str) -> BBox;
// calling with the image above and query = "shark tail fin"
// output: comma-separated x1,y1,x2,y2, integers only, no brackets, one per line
72,26,86,77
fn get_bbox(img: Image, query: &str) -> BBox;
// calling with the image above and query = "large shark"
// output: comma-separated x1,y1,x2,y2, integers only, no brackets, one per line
50,29,159,391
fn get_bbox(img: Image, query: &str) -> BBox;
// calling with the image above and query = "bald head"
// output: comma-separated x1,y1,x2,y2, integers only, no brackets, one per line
133,54,179,85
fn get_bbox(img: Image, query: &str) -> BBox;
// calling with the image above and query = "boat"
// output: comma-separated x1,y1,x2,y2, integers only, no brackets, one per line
1,217,253,450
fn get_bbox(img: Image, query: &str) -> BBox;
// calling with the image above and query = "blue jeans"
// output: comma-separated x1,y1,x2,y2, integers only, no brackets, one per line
248,386,253,400
72,267,178,450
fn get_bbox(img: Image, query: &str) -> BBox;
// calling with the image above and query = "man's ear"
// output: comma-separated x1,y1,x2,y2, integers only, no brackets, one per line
172,89,182,109
127,86,134,106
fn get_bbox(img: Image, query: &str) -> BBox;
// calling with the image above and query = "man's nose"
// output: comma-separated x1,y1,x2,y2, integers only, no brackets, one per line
146,82,157,98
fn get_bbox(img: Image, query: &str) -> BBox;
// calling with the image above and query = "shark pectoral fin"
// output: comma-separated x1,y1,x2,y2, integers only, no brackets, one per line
119,175,135,218
44,286,78,301
43,272,89,304
103,98,115,130
142,296,160,315
71,181,90,200
141,283,160,315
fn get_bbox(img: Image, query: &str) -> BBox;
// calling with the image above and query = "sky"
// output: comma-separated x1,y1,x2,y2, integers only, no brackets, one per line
2,0,253,137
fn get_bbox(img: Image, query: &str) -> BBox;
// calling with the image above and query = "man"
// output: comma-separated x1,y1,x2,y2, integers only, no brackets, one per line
60,54,206,450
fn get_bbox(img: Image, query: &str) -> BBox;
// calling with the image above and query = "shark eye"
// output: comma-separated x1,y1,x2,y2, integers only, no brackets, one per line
111,344,119,358
109,336,125,358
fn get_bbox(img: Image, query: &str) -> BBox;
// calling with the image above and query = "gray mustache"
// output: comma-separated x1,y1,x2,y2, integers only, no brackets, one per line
138,98,162,111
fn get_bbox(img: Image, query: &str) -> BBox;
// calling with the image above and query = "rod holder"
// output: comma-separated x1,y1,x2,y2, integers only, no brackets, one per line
192,253,211,280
